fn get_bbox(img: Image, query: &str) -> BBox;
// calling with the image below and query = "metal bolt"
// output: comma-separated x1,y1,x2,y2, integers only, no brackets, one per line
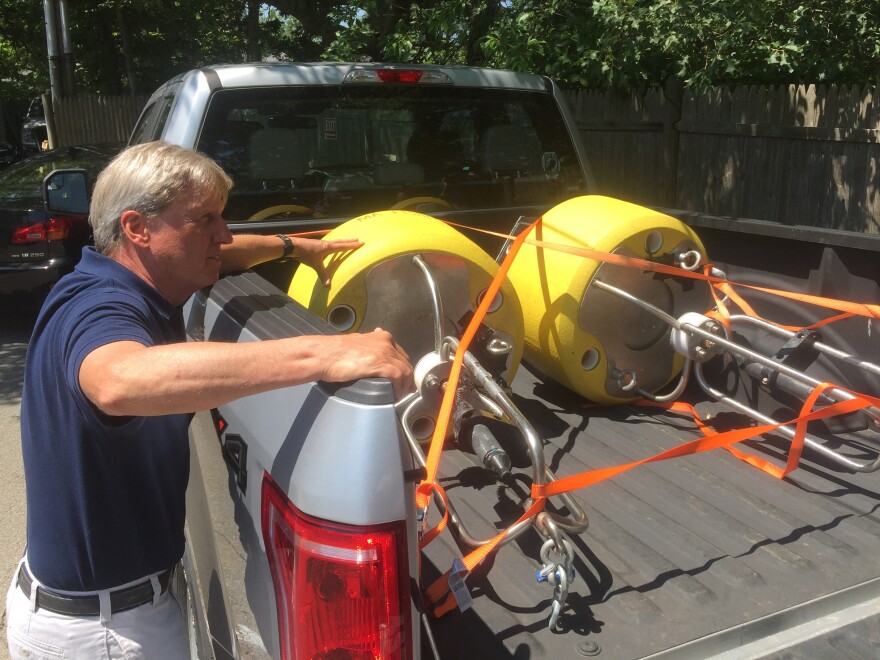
487,337,512,355
576,640,602,656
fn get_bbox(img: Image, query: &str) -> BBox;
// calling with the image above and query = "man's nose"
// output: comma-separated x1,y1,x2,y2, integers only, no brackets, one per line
217,221,233,244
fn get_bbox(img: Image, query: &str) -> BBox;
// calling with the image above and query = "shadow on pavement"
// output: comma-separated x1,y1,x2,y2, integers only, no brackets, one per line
0,293,41,406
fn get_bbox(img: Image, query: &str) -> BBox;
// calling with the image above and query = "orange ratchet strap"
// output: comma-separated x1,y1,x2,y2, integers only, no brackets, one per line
706,267,857,333
416,219,542,616
446,221,880,323
415,219,540,514
423,385,880,616
424,499,546,617
532,386,880,500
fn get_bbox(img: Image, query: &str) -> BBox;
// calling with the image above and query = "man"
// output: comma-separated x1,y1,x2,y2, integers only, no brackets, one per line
5,141,413,658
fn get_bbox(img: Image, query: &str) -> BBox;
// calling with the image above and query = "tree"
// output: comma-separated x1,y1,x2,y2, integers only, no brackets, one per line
2,0,879,100
481,0,880,90
72,0,250,96
0,0,52,98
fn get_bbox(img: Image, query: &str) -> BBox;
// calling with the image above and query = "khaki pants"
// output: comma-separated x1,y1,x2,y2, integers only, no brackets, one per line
5,560,189,660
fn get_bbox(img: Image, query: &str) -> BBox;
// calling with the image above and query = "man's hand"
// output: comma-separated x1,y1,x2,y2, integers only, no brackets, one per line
318,328,414,399
292,236,363,286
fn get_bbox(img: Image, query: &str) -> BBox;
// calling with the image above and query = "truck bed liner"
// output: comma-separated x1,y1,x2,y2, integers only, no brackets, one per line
422,362,880,659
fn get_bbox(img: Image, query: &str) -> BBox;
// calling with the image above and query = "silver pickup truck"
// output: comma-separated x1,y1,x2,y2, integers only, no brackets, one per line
47,62,880,659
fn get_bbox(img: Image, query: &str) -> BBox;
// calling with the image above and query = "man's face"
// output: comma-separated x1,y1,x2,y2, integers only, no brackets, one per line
148,189,232,304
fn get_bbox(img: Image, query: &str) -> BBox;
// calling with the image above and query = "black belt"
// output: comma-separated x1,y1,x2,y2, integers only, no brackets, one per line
17,564,174,616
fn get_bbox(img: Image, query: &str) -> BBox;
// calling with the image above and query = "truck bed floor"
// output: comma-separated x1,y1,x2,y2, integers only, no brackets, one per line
422,362,880,659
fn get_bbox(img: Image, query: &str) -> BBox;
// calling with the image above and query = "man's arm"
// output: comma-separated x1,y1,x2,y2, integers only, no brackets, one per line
220,233,363,284
79,330,413,417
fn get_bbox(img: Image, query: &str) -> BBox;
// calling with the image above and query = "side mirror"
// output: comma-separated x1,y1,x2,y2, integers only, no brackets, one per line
43,169,90,215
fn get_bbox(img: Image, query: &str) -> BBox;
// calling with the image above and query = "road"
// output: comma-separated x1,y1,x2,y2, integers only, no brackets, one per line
0,295,37,660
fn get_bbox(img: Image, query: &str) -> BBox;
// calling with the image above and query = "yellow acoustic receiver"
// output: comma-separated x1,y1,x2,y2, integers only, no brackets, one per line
506,195,711,404
289,210,524,412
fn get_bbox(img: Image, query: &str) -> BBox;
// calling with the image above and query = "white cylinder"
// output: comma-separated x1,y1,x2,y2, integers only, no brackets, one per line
671,312,713,358
414,351,444,391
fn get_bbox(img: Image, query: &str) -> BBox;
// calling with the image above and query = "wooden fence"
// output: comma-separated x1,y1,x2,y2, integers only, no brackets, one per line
51,94,149,148
565,84,880,235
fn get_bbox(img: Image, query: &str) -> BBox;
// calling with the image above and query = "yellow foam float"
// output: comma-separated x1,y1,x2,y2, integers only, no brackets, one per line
289,210,524,387
506,195,711,404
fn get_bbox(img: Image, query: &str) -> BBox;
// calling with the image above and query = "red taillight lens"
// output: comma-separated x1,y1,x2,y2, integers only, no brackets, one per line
376,70,423,84
11,222,47,244
344,69,451,85
11,215,85,244
261,473,411,660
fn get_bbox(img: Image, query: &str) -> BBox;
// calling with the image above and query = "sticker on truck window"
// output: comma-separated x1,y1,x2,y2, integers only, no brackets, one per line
324,118,337,140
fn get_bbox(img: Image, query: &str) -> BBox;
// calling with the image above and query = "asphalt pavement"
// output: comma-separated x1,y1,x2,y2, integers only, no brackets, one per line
0,295,39,660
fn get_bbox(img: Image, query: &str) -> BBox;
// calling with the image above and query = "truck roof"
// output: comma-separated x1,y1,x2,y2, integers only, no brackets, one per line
188,62,553,92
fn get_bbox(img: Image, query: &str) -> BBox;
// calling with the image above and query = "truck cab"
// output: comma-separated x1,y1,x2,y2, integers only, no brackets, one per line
129,63,592,259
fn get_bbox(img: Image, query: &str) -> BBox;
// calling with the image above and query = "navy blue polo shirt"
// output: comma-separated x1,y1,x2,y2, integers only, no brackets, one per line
21,247,192,591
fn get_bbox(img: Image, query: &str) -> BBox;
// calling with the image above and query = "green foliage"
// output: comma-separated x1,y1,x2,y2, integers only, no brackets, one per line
0,0,51,98
0,0,249,98
482,0,880,90
1,0,878,99
73,0,249,95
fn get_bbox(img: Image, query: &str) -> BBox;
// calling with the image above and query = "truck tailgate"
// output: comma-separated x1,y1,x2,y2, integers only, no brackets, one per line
422,362,880,659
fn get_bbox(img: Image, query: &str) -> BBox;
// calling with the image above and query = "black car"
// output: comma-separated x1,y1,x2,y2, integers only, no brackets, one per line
0,143,120,296
20,96,48,155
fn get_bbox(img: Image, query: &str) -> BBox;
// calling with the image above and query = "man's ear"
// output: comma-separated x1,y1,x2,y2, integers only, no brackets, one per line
119,210,150,248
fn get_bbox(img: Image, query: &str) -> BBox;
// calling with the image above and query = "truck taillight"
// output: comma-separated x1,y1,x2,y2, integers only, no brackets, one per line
261,473,412,660
343,68,452,85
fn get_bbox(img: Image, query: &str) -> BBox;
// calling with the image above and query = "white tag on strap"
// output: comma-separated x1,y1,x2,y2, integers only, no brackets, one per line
448,557,472,612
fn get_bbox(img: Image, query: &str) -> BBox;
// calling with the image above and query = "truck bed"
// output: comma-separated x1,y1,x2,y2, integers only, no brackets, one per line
421,361,880,659
421,217,880,659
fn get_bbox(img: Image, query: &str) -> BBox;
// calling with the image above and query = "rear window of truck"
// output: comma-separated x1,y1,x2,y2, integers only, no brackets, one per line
196,85,587,222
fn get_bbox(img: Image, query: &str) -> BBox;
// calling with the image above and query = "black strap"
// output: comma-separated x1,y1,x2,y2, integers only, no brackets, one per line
276,233,294,261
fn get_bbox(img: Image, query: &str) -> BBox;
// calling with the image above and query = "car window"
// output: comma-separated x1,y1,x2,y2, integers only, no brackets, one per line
129,100,159,145
197,86,586,222
0,147,117,207
129,94,175,145
152,96,176,140
26,97,44,120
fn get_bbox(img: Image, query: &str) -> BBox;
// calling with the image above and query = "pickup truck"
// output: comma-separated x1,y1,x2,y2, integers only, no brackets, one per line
46,63,880,659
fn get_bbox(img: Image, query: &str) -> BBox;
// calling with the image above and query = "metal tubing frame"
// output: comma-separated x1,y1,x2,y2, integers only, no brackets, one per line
401,256,588,550
593,280,880,472
681,320,880,426
728,314,880,378
412,255,445,355
637,357,693,402
443,337,589,541
694,362,880,472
